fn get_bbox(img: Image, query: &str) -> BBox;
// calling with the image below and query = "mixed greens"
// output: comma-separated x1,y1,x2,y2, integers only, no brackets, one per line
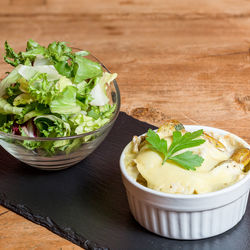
0,40,117,154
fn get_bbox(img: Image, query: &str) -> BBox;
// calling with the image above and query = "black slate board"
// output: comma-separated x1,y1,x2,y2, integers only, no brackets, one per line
0,112,249,250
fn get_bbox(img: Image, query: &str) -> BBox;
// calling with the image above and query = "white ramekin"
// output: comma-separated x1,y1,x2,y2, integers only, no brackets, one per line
120,125,250,240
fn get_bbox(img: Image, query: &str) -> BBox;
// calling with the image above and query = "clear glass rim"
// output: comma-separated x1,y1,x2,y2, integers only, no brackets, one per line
0,51,121,141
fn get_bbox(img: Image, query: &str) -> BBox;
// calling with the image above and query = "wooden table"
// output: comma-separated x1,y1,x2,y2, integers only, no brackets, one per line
1,0,250,248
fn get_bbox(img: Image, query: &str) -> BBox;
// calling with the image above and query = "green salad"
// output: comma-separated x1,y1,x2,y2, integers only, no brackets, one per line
0,40,117,154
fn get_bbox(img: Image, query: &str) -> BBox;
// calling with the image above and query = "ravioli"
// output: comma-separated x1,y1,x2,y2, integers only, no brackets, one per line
125,122,249,195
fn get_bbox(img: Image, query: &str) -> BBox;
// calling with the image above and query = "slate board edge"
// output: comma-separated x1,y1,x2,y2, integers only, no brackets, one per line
0,112,156,250
0,193,107,250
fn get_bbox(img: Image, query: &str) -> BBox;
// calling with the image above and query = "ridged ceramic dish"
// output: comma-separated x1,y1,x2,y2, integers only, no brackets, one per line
120,125,250,239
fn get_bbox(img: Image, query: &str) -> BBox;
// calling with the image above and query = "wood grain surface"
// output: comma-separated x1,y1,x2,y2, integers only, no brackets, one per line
1,0,250,249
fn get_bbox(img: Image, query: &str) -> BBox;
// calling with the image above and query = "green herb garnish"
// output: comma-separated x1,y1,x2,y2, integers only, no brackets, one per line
146,129,206,170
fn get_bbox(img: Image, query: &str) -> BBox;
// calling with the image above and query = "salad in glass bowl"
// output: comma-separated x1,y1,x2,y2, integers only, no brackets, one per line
0,40,120,170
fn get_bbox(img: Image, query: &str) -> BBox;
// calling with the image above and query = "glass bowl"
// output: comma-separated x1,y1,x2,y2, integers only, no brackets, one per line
0,53,120,170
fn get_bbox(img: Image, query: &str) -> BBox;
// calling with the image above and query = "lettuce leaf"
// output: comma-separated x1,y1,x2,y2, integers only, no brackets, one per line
55,76,72,92
50,86,81,114
87,104,116,120
28,72,57,104
54,61,72,78
22,110,47,123
47,41,72,62
0,65,22,97
6,83,22,97
33,55,51,66
4,40,46,67
19,122,41,150
73,55,102,83
13,93,34,106
18,77,29,93
17,65,60,81
0,97,23,114
75,51,89,57
4,41,22,67
75,80,88,95
26,39,45,51
0,114,13,133
16,102,49,124
19,136,41,150
46,41,73,78
34,115,71,137
75,80,94,110
90,72,117,106
22,39,47,59
70,112,109,134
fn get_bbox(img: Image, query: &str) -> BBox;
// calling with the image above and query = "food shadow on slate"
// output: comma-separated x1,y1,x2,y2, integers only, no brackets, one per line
0,112,249,250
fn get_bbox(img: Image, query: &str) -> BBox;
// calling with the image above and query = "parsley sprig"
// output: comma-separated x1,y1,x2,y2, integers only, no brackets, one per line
146,129,206,170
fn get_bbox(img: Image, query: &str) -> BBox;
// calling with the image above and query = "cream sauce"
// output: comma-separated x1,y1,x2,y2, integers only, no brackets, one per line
125,131,247,194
